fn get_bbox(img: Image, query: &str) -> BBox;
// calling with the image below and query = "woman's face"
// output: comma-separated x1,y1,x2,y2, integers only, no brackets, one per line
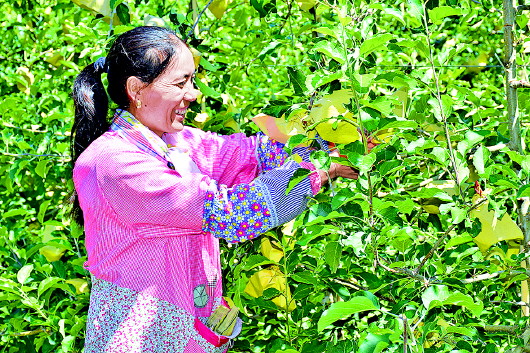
130,47,198,137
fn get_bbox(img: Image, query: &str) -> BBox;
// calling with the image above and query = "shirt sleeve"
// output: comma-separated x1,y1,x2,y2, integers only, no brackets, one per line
255,132,331,173
202,160,321,243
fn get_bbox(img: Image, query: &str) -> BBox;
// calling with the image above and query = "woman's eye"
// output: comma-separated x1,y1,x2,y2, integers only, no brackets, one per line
175,76,195,88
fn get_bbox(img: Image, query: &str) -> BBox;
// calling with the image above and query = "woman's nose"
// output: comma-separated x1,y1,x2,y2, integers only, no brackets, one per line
184,83,198,102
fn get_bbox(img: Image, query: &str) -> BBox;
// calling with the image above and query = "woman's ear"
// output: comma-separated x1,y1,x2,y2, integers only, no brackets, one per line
125,76,145,101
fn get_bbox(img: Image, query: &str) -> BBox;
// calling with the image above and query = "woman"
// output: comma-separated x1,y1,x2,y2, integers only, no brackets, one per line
71,26,357,353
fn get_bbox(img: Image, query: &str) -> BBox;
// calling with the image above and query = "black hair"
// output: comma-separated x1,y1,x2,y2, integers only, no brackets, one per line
70,26,186,225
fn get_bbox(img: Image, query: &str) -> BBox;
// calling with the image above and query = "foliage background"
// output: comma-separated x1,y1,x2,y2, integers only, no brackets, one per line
1,0,529,352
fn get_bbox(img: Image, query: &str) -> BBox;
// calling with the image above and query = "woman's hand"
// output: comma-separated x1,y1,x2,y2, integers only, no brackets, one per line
328,163,359,179
318,163,359,184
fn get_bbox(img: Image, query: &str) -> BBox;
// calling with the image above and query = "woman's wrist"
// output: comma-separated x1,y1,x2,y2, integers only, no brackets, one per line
317,169,329,185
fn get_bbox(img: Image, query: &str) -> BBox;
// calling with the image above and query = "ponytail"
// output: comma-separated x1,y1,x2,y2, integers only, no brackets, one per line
70,60,110,225
71,60,109,163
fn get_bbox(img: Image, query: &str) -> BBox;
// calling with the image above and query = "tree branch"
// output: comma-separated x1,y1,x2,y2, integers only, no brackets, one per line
510,80,530,88
186,0,215,40
517,5,530,12
462,270,530,284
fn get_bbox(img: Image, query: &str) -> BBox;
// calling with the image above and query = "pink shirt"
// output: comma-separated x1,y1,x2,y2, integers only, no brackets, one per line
74,116,321,351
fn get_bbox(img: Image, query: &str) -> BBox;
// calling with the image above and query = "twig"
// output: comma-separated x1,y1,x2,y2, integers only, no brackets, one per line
414,197,489,275
403,315,408,353
462,270,530,284
511,80,530,88
331,278,364,291
414,223,458,275
517,5,530,12
2,122,47,133
1,152,69,162
186,0,215,40
334,277,397,303
490,300,529,306
10,327,50,336
483,325,519,333
486,143,507,152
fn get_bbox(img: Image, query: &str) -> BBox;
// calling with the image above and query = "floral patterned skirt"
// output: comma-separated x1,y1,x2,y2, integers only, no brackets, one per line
84,277,231,353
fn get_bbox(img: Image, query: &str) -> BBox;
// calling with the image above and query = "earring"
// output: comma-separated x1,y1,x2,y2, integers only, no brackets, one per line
136,100,142,108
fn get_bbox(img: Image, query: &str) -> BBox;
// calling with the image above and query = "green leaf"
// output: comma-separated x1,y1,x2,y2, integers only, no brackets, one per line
378,160,402,176
38,277,62,297
422,286,483,316
258,41,282,61
395,198,416,215
250,0,275,17
310,150,331,170
348,152,376,173
243,255,276,270
325,241,341,273
445,233,473,248
262,100,291,119
406,0,424,24
313,27,338,39
473,145,490,175
38,200,51,224
378,119,417,130
331,188,357,210
428,6,463,24
358,333,391,353
360,34,394,56
195,79,222,99
517,184,530,198
362,97,393,116
318,296,379,332
285,134,310,153
287,66,307,96
307,71,343,92
422,285,451,310
286,168,312,195
110,0,123,9
458,131,484,156
3,208,29,219
450,206,467,224
116,3,130,25
292,284,313,300
429,95,453,121
430,146,449,165
291,271,319,285
199,57,220,72
312,41,346,64
522,156,530,173
17,264,34,284
443,292,483,316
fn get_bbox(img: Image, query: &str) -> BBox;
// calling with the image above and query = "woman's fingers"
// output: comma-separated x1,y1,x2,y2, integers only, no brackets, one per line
331,163,359,180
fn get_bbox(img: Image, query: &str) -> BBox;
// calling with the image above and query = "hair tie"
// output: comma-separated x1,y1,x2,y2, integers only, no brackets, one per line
94,57,108,74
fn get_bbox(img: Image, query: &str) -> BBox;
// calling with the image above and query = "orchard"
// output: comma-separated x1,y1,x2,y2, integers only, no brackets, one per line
1,0,530,352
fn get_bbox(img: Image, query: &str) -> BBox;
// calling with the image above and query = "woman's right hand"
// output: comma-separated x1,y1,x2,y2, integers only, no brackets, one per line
317,163,359,184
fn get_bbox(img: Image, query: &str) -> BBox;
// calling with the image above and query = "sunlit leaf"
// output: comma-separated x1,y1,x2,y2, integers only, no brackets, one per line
17,264,34,284
318,296,379,332
325,241,341,273
312,41,346,64
360,33,394,56
428,6,463,24
244,266,295,311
